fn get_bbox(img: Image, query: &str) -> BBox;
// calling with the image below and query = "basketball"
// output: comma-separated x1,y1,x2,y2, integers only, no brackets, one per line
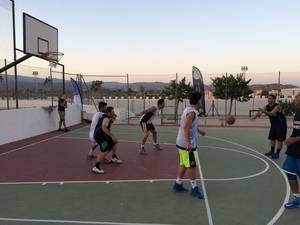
225,115,235,125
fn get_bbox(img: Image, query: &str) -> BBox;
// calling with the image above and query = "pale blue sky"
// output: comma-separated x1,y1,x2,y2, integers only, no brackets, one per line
1,0,300,83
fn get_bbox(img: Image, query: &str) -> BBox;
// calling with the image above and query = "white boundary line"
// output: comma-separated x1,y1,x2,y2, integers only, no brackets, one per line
200,146,269,181
0,217,173,225
205,135,290,225
0,126,88,157
195,151,214,225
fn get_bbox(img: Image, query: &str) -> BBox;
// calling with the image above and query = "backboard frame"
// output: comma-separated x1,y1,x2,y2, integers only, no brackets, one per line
23,12,58,61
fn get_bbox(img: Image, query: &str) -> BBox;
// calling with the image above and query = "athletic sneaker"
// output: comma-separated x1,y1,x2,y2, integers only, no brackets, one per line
284,196,300,209
139,147,148,155
271,153,279,159
173,183,188,192
58,128,63,131
153,144,163,150
191,186,204,199
265,150,274,156
111,156,123,164
92,167,104,174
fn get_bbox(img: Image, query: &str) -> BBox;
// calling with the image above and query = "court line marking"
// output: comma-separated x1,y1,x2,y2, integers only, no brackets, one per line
205,135,290,225
200,146,269,181
0,126,89,157
195,150,214,225
0,217,173,225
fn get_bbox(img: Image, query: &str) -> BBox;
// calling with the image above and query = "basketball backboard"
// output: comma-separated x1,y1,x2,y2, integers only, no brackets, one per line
23,13,58,61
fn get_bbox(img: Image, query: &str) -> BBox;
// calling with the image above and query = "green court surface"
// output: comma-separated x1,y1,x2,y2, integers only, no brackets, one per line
0,125,298,225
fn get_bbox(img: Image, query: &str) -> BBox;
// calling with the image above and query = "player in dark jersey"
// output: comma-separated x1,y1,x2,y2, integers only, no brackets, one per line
282,92,300,209
92,107,122,174
136,99,165,154
253,94,287,159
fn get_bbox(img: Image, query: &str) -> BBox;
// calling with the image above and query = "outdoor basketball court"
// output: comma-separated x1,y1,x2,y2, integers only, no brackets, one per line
0,125,298,225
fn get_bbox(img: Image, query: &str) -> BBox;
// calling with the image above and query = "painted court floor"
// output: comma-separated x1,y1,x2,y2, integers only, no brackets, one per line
0,125,299,225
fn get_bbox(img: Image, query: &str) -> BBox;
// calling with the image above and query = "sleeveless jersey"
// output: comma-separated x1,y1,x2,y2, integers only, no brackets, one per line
176,106,199,149
140,106,159,123
266,103,286,127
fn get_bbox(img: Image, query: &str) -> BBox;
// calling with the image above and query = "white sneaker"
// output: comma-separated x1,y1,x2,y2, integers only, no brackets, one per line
92,167,104,174
111,157,123,164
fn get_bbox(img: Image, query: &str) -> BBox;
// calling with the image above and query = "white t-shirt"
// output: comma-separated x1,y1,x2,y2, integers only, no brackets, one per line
176,106,199,149
89,112,104,141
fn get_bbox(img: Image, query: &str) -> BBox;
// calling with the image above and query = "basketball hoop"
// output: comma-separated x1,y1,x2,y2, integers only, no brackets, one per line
41,52,64,68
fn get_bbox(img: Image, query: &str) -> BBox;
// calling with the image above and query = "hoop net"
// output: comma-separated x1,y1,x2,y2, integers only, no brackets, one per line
41,52,64,68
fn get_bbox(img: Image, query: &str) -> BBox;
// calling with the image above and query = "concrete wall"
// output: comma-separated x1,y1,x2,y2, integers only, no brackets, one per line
0,104,81,145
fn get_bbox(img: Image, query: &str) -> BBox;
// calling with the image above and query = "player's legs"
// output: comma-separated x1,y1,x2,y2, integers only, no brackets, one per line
283,155,300,208
92,137,117,173
151,129,157,143
58,111,68,132
174,149,189,192
58,111,63,131
173,149,203,199
110,144,122,163
265,139,276,156
140,122,149,154
272,124,287,159
92,150,110,173
142,131,150,145
272,141,283,159
87,136,98,158
150,128,162,150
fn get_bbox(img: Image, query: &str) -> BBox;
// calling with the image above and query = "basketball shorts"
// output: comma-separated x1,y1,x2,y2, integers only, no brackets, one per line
94,135,115,152
176,145,198,168
268,124,287,142
140,122,155,132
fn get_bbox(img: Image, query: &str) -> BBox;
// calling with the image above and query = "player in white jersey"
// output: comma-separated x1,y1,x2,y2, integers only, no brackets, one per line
173,92,206,199
136,99,165,154
87,102,107,158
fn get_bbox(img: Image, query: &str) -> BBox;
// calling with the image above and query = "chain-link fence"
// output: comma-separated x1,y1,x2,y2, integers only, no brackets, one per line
1,58,299,126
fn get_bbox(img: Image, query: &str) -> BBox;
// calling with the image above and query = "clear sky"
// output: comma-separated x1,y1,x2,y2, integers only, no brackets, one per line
1,0,300,83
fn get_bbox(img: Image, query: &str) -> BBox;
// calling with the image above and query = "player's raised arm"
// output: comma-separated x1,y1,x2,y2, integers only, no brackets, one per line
252,107,265,120
262,105,280,117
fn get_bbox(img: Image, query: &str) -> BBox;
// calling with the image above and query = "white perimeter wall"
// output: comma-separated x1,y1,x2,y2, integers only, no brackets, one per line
0,104,81,145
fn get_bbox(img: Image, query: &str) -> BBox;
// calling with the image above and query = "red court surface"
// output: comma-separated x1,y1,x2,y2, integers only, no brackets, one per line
0,137,188,183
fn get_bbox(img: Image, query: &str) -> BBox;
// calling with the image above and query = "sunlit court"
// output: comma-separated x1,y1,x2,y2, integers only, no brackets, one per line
1,1,300,225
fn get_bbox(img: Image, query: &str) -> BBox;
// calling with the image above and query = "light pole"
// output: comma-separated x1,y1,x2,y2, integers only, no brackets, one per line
241,66,248,79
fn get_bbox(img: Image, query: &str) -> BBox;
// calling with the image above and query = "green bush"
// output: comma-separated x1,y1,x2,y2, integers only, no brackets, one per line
279,100,296,116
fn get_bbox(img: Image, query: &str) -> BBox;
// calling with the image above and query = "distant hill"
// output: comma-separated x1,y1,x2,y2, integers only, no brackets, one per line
250,83,298,91
0,74,298,92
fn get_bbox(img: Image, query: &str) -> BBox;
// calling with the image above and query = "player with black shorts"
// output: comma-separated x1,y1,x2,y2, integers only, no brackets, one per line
282,92,300,209
136,99,165,154
92,107,122,174
253,94,287,159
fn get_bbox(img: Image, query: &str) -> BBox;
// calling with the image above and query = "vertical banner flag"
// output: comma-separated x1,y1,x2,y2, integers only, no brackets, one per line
192,66,206,116
70,78,83,110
